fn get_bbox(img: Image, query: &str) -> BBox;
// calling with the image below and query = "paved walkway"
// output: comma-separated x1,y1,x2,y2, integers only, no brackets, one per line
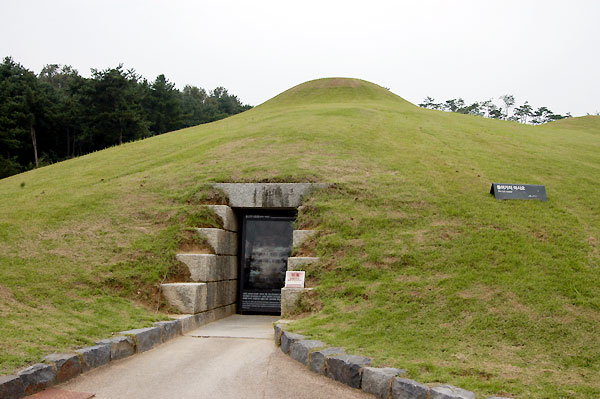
60,315,372,399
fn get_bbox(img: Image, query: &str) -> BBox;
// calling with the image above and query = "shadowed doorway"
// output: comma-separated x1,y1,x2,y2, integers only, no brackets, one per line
238,211,295,314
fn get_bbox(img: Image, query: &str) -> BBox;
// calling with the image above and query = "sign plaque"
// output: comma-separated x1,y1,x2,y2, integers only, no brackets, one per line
285,271,305,288
490,183,547,201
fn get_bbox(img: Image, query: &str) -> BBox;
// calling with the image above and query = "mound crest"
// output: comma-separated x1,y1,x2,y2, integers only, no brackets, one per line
259,77,415,109
548,115,600,133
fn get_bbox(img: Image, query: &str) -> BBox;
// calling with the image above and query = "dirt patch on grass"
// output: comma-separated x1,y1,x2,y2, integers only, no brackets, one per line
0,284,14,300
394,274,421,283
458,284,498,301
430,219,461,227
411,229,428,244
458,286,536,322
205,137,257,159
532,229,548,241
479,354,597,392
17,217,133,267
560,304,600,323
588,235,598,257
0,284,17,313
0,242,11,256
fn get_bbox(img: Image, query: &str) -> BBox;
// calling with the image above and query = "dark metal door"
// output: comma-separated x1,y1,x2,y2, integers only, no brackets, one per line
238,212,294,314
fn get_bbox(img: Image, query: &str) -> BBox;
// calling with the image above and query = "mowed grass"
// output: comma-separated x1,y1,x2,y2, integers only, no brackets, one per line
1,78,599,398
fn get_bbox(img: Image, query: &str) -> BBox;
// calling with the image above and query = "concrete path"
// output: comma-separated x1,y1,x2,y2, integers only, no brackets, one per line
60,315,372,399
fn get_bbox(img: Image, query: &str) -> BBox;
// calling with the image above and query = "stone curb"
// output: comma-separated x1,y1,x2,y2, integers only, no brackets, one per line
96,336,135,361
76,345,110,372
362,367,405,399
280,331,306,354
42,353,81,383
0,375,24,399
326,354,371,389
0,305,235,398
119,327,163,353
154,320,183,342
309,347,345,375
273,323,511,399
17,363,55,397
290,340,325,366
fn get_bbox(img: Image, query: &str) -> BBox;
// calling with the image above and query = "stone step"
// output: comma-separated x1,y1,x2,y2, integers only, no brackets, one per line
161,283,206,314
293,229,317,247
206,280,237,311
287,257,319,271
178,304,236,334
204,205,238,232
176,254,237,282
161,281,237,314
281,287,313,316
197,228,237,255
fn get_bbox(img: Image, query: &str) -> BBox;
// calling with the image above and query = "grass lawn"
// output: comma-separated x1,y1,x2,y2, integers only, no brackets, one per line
1,78,598,398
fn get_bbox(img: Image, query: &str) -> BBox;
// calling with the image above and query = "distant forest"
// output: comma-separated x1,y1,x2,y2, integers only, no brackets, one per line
419,95,571,124
0,57,252,179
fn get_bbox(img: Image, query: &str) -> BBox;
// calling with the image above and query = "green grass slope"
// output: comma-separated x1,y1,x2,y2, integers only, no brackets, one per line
1,78,598,398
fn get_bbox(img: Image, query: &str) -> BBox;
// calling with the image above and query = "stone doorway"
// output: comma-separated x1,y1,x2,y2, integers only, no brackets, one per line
161,183,325,320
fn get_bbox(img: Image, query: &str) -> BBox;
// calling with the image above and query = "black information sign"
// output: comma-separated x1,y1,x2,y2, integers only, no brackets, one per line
490,183,548,201
239,212,294,314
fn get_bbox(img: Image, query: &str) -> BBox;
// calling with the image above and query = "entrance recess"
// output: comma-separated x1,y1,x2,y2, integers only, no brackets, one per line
238,211,295,314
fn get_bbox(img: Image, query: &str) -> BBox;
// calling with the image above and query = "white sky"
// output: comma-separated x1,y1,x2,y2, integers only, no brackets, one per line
1,0,599,116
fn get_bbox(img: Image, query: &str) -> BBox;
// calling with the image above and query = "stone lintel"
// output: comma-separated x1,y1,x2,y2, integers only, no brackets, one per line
213,183,328,209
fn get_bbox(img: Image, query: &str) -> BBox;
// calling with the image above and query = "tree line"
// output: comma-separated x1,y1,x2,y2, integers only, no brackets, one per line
0,57,252,178
418,94,570,125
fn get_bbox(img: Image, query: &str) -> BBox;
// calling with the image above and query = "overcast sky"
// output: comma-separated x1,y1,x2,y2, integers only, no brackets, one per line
1,0,598,116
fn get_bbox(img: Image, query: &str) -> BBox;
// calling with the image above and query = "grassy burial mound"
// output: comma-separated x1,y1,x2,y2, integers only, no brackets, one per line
1,78,599,398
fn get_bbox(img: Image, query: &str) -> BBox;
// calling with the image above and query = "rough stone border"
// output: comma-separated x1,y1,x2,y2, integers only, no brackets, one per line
0,304,234,398
273,323,510,399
